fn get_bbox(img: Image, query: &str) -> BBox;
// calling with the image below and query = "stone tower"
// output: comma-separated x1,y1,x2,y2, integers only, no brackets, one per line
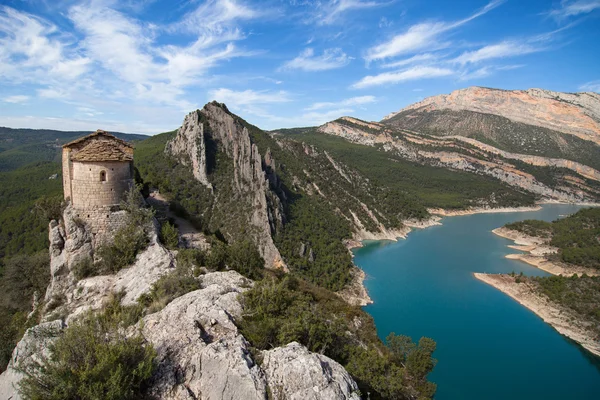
62,130,134,244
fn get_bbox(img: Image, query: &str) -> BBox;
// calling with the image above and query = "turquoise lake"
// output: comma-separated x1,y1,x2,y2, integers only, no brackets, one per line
352,204,600,400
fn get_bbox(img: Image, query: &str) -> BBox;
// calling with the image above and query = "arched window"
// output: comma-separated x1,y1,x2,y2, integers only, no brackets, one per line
100,170,106,182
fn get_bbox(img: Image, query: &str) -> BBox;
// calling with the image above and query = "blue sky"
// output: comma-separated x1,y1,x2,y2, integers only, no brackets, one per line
0,0,599,134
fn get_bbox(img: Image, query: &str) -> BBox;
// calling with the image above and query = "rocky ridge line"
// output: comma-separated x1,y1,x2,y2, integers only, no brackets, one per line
165,102,286,270
382,86,600,144
318,118,598,202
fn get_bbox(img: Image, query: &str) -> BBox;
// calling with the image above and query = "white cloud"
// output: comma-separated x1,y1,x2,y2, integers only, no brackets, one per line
453,41,541,64
352,66,453,88
579,80,600,92
0,6,90,84
3,95,29,103
208,88,292,107
548,0,600,20
172,0,259,37
315,0,385,25
364,0,504,62
305,95,376,110
280,48,351,71
380,53,438,69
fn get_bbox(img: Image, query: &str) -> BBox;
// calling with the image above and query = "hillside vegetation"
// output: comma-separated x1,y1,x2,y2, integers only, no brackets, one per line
0,127,147,171
506,207,600,269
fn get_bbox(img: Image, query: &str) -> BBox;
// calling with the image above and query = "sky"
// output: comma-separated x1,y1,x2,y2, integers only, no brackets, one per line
0,0,599,134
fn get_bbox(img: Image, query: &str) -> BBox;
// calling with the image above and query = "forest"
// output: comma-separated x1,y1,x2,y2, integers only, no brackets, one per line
506,207,600,269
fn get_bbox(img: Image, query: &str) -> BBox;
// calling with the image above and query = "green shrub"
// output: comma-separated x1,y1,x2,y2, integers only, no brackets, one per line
239,276,437,399
71,256,95,280
160,222,179,249
175,248,206,277
138,264,202,313
18,305,155,400
227,240,264,280
96,223,148,273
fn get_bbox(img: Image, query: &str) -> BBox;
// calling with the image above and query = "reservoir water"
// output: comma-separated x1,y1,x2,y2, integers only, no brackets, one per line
352,204,600,400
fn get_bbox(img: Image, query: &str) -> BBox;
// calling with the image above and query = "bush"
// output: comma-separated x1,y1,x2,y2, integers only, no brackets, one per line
227,240,264,280
160,222,179,249
239,276,437,399
138,264,202,313
96,223,148,273
71,256,95,280
176,248,206,276
18,301,155,400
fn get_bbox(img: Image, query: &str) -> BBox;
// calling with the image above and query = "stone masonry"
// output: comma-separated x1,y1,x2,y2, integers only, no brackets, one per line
62,130,134,246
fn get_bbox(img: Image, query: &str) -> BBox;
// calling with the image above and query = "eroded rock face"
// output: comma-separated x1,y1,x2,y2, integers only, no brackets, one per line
383,86,600,144
262,342,361,400
0,320,64,400
141,271,266,400
166,103,286,269
140,271,360,400
165,111,212,188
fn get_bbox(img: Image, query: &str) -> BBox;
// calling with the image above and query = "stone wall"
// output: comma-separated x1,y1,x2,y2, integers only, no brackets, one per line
62,149,72,201
71,206,130,247
71,160,133,208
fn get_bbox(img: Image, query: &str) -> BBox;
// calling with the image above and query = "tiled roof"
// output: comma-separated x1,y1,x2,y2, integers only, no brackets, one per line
63,130,133,149
70,140,133,162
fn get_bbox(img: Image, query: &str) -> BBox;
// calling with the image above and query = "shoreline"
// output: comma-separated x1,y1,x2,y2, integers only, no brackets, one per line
474,273,600,357
344,205,545,306
427,205,542,217
493,227,599,277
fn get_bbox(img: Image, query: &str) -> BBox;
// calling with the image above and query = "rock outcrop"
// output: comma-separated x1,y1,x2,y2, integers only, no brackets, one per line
165,111,212,188
166,103,286,270
262,342,361,400
43,203,175,322
1,204,358,400
0,321,64,400
141,270,360,400
383,86,600,144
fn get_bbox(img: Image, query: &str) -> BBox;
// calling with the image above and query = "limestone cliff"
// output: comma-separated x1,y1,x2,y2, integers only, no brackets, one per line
318,117,600,202
383,86,600,144
166,103,286,270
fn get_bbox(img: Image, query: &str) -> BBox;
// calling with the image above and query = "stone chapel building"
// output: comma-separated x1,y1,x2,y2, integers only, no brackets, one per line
62,130,135,244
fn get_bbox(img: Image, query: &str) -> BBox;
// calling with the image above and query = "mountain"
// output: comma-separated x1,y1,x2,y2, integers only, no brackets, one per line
381,87,600,168
306,87,600,204
0,127,148,171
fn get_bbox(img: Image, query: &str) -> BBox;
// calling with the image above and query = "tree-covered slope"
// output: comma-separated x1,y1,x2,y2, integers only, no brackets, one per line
506,207,600,269
0,127,147,171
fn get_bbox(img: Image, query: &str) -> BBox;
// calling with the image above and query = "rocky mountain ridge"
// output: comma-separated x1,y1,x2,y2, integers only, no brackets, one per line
318,117,600,202
165,102,286,270
382,86,600,144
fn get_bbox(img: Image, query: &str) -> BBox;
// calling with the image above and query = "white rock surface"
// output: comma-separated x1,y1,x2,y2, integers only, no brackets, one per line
0,320,64,400
262,342,361,400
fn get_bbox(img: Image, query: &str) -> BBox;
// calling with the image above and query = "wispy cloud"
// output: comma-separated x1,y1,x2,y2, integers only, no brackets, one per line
208,88,292,107
380,53,438,69
0,6,90,84
172,0,259,36
364,0,504,63
280,48,351,71
547,0,600,20
352,66,453,89
313,0,386,25
453,41,541,64
579,80,600,92
305,95,376,110
3,95,30,103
